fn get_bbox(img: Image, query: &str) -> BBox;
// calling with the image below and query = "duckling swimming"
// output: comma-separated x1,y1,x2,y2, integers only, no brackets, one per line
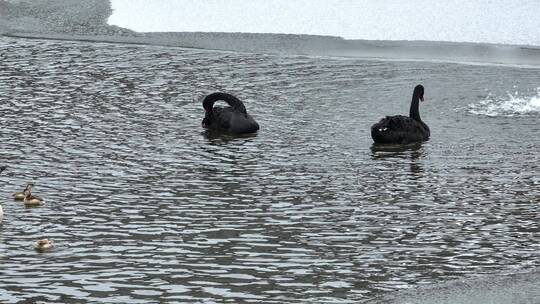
23,189,43,206
14,183,34,201
34,239,53,252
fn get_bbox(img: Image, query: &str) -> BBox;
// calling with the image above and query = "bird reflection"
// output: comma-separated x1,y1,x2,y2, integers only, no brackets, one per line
370,142,425,178
202,129,258,144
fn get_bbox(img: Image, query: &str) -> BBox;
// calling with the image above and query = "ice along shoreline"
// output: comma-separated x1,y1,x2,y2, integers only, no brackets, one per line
1,0,540,67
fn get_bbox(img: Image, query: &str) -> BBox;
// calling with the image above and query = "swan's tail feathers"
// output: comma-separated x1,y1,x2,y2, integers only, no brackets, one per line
371,116,406,143
371,121,386,143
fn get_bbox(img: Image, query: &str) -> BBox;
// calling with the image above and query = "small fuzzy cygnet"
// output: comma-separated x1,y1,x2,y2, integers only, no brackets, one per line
23,189,43,206
34,239,54,252
14,183,34,201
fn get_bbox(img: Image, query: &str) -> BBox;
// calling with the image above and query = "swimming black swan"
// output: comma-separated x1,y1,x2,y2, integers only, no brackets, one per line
371,85,430,144
202,92,259,134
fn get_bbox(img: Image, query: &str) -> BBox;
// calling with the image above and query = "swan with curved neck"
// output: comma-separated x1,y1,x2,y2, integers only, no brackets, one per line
202,92,259,134
371,85,430,144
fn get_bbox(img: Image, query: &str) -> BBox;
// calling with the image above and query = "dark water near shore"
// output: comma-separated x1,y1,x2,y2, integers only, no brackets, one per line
0,36,539,303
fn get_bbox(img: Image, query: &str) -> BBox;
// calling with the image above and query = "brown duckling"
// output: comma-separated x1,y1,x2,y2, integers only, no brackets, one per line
23,189,43,206
34,239,53,252
14,183,34,201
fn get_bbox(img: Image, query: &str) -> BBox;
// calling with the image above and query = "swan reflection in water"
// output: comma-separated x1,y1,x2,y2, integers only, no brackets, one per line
202,129,259,143
370,142,426,178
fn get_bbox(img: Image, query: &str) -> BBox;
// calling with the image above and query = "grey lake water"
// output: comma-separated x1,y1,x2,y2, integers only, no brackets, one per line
0,36,539,303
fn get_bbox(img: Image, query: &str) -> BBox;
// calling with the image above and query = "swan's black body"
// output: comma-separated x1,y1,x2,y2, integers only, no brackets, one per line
371,85,430,144
202,92,259,134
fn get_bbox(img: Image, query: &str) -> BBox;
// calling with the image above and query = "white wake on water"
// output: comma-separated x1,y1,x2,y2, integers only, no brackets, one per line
469,88,540,117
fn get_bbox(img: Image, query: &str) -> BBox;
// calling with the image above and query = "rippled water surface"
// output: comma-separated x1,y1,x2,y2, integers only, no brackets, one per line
0,37,539,303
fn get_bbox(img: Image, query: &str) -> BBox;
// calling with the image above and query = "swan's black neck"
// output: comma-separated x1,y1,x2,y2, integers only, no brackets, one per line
203,92,247,114
409,92,422,122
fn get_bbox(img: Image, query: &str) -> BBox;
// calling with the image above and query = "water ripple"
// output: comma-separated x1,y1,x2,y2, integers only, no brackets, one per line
0,36,539,303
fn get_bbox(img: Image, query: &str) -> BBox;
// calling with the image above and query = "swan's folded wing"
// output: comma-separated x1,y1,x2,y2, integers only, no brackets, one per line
378,115,406,130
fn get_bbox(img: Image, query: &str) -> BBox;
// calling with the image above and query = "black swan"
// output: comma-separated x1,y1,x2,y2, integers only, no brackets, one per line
371,85,430,144
202,92,259,134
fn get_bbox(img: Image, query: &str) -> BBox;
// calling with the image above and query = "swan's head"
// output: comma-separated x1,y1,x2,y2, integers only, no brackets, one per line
25,183,34,190
414,84,425,102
